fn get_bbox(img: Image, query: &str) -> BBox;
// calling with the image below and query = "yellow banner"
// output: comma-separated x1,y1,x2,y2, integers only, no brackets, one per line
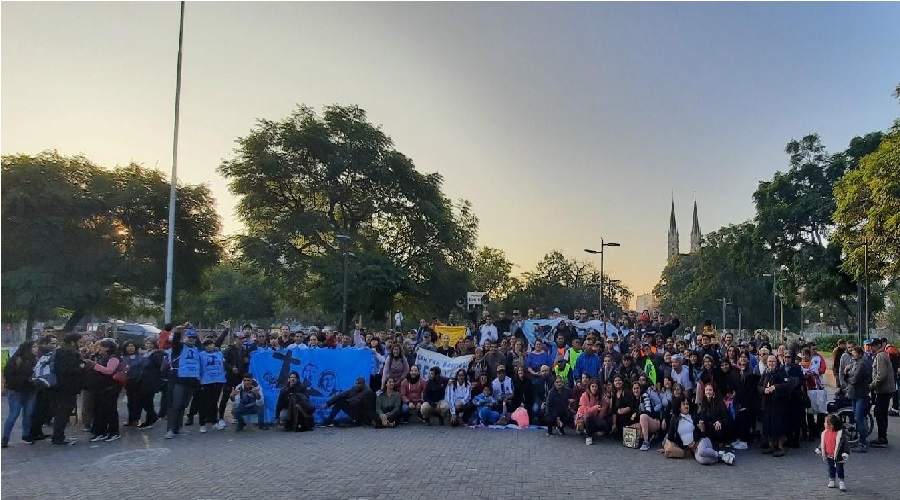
434,325,467,346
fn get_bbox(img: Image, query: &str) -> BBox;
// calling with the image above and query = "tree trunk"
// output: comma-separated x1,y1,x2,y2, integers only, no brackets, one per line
63,308,86,332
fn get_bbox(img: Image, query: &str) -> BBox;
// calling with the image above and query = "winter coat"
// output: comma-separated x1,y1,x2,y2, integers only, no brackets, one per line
816,429,850,464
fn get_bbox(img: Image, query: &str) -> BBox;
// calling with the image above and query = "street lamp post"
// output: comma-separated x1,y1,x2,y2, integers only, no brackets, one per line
584,239,621,314
762,273,777,335
716,298,731,332
336,234,352,333
163,1,186,323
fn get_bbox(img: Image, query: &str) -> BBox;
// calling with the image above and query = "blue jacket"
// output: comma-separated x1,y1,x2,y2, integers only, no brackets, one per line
574,352,601,380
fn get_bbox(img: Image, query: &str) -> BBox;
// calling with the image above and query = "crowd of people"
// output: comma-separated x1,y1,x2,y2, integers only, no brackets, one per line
3,309,898,488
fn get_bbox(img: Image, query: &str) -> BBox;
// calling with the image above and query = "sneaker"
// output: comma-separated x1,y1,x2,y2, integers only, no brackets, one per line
164,430,174,439
216,420,226,431
0,443,7,448
585,437,593,446
22,438,35,445
89,435,107,442
50,439,76,446
173,429,190,436
722,452,735,465
888,408,899,417
851,444,868,453
640,442,651,451
103,434,120,442
199,425,207,433
839,481,846,492
731,440,748,450
773,449,785,457
137,422,154,430
82,428,92,433
828,479,836,489
869,439,888,448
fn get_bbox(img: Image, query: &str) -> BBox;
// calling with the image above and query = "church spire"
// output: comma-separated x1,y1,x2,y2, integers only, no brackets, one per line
667,197,679,260
690,200,701,253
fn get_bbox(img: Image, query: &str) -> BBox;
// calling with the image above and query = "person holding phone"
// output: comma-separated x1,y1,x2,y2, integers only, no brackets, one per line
229,374,266,431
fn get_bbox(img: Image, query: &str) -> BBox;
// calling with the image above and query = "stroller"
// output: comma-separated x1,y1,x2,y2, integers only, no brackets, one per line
826,396,874,445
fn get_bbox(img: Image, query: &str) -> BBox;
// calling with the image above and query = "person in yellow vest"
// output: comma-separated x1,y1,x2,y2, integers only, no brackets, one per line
567,338,584,381
702,320,719,343
554,355,572,387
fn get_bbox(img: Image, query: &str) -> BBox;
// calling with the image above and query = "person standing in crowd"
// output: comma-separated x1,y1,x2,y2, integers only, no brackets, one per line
382,344,409,391
156,323,174,419
28,335,57,441
421,366,450,425
83,339,122,442
50,333,84,446
781,350,805,448
436,335,457,358
165,325,201,439
120,341,146,428
868,338,896,448
2,340,38,448
478,316,498,347
573,340,601,382
198,338,227,433
137,338,164,429
759,354,795,457
815,413,850,492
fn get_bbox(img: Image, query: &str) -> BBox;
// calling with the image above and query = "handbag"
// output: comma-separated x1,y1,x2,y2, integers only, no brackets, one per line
807,389,828,415
622,424,641,449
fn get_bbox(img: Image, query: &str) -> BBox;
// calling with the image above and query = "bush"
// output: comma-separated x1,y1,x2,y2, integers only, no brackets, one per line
810,334,846,352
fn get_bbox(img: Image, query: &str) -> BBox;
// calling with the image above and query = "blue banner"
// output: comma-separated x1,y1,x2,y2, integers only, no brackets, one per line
522,319,622,347
249,347,372,424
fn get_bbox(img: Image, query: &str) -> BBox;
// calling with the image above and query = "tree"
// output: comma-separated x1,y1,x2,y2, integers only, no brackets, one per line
753,132,883,329
219,105,477,325
200,262,276,324
470,246,515,300
1,151,223,331
833,123,900,285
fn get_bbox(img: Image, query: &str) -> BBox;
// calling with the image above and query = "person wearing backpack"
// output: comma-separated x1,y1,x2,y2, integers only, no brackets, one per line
2,341,38,448
83,338,123,442
50,333,86,446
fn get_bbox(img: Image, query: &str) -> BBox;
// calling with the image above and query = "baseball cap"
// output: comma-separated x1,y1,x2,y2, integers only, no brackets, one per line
553,307,561,314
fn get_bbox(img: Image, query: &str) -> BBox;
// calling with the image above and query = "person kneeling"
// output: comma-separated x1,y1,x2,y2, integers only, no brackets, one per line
421,367,450,426
276,372,315,432
543,376,572,435
230,374,266,431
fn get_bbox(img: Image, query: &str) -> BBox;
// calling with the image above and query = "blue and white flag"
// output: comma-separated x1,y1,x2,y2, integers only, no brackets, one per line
249,347,371,424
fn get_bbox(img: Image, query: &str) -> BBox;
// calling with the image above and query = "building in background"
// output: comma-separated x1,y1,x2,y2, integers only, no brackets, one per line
636,293,659,312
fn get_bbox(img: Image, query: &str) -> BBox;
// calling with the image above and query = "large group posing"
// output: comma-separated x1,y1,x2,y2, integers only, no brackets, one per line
3,309,898,490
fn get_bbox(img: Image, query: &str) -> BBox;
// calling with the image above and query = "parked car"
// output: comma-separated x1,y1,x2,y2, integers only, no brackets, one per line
113,323,161,345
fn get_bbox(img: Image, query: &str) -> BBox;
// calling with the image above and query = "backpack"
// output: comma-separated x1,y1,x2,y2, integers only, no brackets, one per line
3,356,35,392
31,350,58,388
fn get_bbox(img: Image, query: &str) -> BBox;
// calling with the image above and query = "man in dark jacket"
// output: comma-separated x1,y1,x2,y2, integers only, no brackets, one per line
50,333,85,446
845,346,872,452
28,335,58,441
322,377,375,427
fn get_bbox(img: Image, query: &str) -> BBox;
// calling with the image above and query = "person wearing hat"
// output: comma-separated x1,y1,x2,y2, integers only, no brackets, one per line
781,349,805,449
165,324,202,439
83,338,122,442
868,337,896,448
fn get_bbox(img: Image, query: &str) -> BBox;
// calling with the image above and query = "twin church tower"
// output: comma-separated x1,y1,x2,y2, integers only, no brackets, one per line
667,199,702,261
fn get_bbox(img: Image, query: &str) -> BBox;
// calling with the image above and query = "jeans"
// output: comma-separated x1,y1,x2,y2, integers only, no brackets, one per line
2,391,36,445
827,458,845,479
477,407,501,425
166,383,195,432
232,402,264,426
873,392,891,442
852,396,869,445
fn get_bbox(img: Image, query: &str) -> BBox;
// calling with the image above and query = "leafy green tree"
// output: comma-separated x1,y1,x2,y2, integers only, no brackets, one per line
219,105,477,326
470,246,515,300
200,262,276,324
1,151,223,331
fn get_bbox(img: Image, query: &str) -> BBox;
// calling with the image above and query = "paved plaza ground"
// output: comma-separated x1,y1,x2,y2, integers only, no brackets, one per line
2,397,899,500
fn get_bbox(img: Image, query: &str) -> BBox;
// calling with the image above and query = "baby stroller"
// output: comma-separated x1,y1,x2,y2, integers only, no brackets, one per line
827,396,874,445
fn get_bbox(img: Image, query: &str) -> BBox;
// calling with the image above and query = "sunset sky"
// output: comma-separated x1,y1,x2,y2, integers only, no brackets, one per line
3,2,899,299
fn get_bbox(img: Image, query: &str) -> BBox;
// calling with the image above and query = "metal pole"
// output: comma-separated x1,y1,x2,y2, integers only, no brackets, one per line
772,275,777,336
721,298,726,332
864,239,869,340
164,1,186,324
600,238,605,314
342,250,349,333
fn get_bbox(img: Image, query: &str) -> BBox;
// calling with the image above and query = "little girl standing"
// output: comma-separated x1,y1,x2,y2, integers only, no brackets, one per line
815,414,850,492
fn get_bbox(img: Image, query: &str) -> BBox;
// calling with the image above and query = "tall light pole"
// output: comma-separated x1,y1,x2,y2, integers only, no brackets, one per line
716,298,731,332
863,237,869,341
336,234,351,333
584,239,621,314
163,1,186,323
762,272,777,335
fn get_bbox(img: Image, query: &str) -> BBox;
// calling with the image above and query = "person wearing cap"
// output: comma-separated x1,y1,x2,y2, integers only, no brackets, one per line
781,349,805,448
553,354,572,387
164,324,202,439
82,338,122,442
868,337,896,448
491,365,515,415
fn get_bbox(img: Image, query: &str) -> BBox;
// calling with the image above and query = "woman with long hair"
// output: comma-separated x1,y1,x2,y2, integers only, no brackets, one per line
83,339,122,442
121,340,146,427
381,344,409,391
446,369,473,426
2,341,38,448
576,378,609,445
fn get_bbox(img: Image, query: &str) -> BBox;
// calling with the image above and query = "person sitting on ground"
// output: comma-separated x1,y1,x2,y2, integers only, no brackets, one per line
697,383,732,450
472,385,501,426
608,375,636,438
510,365,533,413
322,376,375,427
276,372,315,432
491,365,515,415
544,375,572,436
421,366,450,425
400,365,427,422
638,380,666,451
577,378,610,445
446,369,473,426
375,377,403,428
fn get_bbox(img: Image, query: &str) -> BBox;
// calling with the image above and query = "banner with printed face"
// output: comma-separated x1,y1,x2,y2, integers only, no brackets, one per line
249,347,372,424
433,325,467,347
522,319,622,347
413,349,473,381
